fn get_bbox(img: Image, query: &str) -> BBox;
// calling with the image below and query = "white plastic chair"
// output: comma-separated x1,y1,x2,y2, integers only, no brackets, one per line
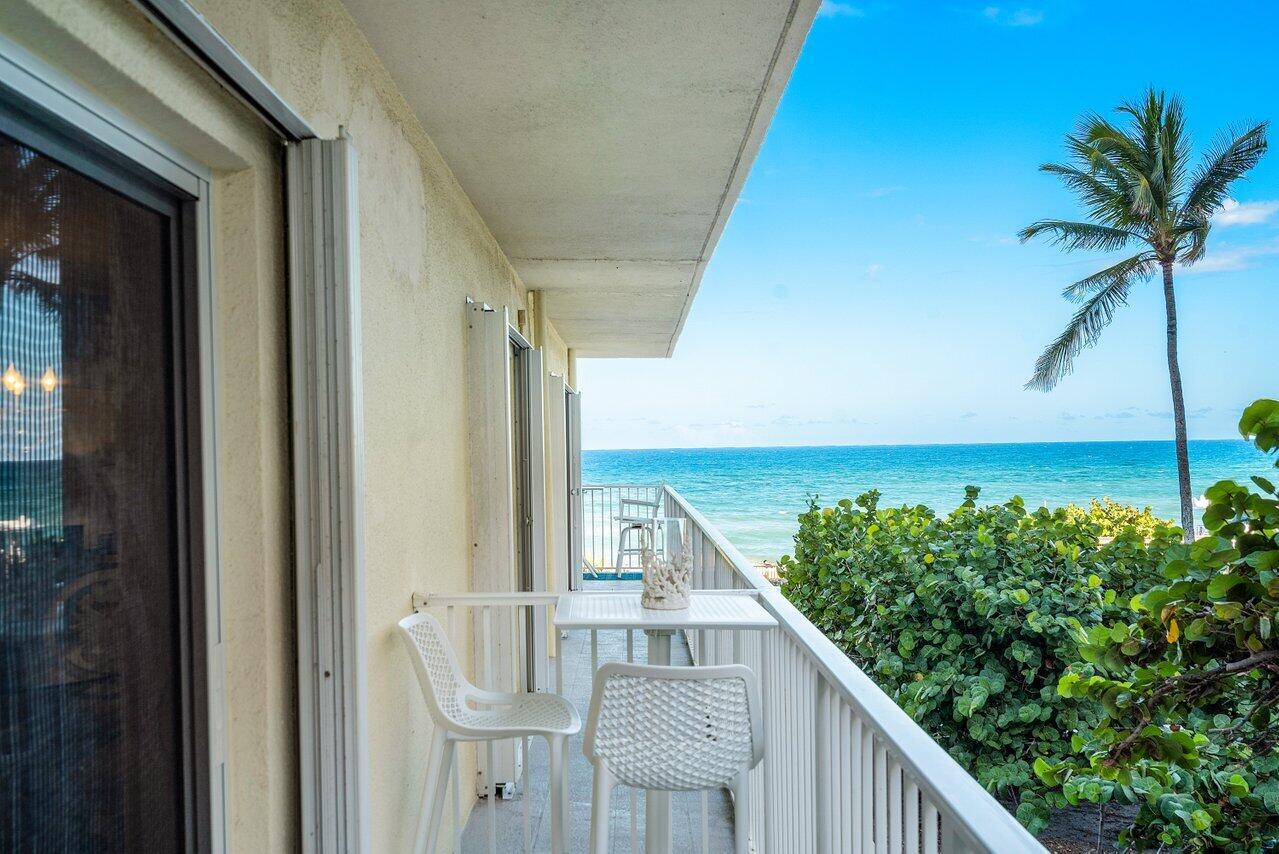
582,662,764,854
398,612,582,853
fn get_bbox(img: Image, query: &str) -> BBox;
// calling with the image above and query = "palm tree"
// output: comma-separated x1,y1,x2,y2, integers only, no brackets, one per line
1020,89,1267,540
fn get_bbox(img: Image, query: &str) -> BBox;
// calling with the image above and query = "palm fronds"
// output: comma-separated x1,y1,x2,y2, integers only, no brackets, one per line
1017,220,1137,252
1172,217,1211,265
1026,275,1135,391
1060,253,1156,301
1182,122,1269,221
1039,162,1130,225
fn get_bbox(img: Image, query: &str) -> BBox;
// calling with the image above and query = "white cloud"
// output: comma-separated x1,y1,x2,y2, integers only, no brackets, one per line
1213,198,1279,227
982,6,1044,26
818,1,865,17
863,185,905,198
865,263,884,277
1180,237,1279,273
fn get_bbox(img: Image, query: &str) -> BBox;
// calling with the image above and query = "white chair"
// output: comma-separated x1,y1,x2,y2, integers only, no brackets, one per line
613,496,661,573
582,662,764,854
398,612,582,854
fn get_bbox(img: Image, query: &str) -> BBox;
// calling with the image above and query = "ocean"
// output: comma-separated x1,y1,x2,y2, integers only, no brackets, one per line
582,439,1275,562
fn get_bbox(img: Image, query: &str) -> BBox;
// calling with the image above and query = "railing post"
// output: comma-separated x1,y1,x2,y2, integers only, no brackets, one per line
816,680,831,854
761,629,775,853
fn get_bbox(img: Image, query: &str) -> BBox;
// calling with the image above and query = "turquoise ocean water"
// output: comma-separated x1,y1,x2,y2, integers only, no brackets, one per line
583,439,1275,562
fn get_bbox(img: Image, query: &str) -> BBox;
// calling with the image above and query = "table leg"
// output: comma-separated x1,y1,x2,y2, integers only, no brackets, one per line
645,629,673,854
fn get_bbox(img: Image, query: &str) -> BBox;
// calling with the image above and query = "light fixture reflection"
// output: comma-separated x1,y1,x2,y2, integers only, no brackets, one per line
3,363,26,396
40,367,58,393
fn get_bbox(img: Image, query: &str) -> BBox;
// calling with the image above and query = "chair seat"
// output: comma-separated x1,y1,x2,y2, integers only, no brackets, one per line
453,691,581,738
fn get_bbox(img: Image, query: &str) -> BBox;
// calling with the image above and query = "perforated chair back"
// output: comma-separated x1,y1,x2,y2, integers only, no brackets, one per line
582,662,764,791
398,611,471,729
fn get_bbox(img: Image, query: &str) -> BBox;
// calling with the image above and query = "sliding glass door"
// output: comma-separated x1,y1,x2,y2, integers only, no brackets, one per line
0,97,205,851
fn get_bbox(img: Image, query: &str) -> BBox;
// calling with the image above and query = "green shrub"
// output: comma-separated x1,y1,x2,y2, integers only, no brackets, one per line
778,488,1180,832
1062,497,1171,539
1038,399,1279,851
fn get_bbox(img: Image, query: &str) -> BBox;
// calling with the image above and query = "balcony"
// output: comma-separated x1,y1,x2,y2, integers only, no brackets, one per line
417,485,1045,853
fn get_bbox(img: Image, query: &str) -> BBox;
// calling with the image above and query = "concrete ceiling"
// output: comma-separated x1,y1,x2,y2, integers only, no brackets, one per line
341,0,820,357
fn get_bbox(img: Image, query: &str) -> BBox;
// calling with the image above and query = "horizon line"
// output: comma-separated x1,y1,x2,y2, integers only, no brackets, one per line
582,435,1252,453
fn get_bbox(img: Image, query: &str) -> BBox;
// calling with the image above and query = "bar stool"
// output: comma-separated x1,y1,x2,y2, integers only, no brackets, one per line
613,496,661,573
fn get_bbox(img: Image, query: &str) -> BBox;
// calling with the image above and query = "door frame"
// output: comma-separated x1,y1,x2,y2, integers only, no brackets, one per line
287,134,370,853
0,32,227,853
565,385,583,590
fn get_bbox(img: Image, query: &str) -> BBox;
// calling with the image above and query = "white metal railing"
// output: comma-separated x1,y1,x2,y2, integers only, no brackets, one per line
659,484,1046,854
579,483,664,577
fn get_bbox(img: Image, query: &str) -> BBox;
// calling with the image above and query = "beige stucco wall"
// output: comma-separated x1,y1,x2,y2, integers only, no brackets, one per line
2,0,574,850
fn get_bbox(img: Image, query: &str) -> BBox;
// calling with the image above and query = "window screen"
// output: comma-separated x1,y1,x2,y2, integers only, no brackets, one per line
1,129,191,851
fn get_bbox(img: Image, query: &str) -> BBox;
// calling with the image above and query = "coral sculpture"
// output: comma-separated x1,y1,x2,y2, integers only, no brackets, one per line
640,523,692,610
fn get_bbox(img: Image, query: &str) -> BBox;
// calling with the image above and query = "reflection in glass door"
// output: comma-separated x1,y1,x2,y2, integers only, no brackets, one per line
0,109,202,851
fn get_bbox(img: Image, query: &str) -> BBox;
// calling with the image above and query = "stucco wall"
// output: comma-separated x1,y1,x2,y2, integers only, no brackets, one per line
2,0,573,849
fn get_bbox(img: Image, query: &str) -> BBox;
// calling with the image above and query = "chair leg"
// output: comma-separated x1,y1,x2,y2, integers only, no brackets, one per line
426,739,455,854
730,772,751,854
414,727,449,854
588,765,613,854
614,525,630,575
557,737,571,847
549,735,569,854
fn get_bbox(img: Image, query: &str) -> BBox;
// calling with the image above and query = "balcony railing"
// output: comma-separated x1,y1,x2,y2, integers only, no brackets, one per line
416,484,1045,853
659,484,1043,853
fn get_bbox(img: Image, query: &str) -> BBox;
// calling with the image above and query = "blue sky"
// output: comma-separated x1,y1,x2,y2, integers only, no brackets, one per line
579,1,1279,450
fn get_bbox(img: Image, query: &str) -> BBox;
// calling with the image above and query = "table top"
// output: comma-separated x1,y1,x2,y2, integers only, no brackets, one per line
553,592,777,631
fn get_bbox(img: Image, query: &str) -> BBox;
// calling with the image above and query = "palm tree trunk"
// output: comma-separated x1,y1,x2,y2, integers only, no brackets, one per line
1161,260,1195,541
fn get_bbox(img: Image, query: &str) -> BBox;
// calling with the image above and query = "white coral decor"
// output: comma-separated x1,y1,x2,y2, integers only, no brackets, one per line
640,524,692,611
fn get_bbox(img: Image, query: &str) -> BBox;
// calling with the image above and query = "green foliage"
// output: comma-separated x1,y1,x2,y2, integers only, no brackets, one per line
1239,398,1279,465
778,488,1179,833
1039,400,1279,851
1062,497,1170,539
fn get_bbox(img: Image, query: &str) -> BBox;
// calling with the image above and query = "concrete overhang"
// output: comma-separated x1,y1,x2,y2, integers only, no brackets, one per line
341,0,820,357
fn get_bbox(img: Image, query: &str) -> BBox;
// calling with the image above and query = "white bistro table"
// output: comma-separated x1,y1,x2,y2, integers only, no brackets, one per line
554,591,777,854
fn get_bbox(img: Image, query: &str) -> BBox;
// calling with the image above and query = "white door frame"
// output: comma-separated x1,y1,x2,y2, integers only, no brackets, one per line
566,386,584,590
545,372,570,592
287,134,370,854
